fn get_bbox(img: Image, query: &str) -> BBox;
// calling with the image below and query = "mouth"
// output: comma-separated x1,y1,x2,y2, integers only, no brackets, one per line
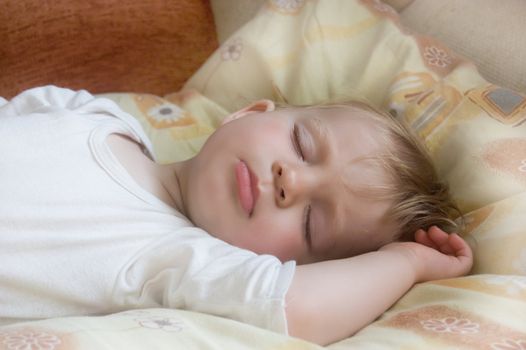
235,160,260,216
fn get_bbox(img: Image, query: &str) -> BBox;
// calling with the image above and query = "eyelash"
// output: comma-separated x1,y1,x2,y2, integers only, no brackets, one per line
292,124,311,245
293,124,308,161
303,205,312,246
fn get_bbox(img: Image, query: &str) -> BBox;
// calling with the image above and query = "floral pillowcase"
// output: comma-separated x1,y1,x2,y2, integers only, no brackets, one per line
103,0,526,276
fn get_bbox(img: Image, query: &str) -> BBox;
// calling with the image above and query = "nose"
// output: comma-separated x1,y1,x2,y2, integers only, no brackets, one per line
272,161,319,208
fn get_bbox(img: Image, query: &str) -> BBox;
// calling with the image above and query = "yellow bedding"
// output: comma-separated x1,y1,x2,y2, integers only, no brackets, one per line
0,275,524,349
101,0,526,276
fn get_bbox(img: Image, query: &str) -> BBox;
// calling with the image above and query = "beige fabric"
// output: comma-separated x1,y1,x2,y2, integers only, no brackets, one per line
210,0,265,44
211,0,526,93
401,0,526,93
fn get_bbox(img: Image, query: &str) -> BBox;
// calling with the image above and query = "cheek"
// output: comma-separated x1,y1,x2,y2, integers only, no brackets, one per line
236,117,290,152
238,216,303,261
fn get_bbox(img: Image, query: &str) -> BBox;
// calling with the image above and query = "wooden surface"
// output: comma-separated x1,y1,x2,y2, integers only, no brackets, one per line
0,0,218,98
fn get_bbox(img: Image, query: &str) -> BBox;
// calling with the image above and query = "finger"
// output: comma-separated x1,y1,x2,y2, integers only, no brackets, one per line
415,229,437,249
448,233,473,260
440,242,456,255
427,226,450,245
428,226,455,255
446,234,474,276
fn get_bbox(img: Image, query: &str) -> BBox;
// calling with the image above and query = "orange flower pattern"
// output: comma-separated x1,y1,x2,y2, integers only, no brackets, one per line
1,331,62,350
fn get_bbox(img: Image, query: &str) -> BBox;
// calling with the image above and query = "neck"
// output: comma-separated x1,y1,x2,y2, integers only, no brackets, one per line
158,159,191,218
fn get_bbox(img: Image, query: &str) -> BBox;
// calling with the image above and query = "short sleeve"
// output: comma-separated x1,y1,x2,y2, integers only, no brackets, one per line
0,85,95,116
112,226,296,334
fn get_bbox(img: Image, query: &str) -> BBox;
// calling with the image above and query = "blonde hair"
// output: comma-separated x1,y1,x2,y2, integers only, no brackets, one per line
273,94,461,241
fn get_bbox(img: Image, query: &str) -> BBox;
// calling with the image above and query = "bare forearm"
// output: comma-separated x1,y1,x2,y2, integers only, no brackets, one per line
285,250,416,345
285,228,474,345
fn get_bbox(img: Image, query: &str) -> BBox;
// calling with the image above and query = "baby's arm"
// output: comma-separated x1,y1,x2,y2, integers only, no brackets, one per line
285,226,473,345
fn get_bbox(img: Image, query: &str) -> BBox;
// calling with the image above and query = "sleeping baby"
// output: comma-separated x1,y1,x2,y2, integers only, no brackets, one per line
0,86,472,345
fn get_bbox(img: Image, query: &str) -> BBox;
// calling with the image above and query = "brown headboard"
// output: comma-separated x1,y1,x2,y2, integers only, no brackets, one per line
0,0,218,99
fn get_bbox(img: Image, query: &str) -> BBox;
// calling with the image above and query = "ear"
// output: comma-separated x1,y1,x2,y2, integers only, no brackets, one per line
221,99,275,125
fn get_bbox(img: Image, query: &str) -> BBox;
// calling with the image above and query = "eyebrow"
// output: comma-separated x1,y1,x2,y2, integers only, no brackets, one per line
302,116,331,159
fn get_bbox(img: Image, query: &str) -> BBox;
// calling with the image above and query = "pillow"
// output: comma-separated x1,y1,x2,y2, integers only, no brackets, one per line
101,0,526,276
400,0,526,94
210,0,266,44
178,0,526,276
209,0,526,94
98,90,229,163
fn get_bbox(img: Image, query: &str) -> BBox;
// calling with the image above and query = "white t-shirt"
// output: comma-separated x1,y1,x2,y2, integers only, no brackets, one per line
0,86,295,333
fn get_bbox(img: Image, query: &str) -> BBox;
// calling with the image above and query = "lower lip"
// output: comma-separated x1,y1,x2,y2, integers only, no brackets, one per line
235,161,255,216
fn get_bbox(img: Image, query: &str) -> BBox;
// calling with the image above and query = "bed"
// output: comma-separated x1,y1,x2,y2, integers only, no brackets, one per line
1,0,525,349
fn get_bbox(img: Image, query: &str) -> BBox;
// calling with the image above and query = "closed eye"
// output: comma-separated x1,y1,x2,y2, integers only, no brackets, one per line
303,205,312,248
291,123,305,161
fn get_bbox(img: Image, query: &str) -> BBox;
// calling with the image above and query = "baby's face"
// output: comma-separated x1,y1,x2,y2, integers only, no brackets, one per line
183,102,398,264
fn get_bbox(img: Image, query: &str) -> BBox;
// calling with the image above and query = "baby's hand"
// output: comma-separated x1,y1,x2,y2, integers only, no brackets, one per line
380,226,473,283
